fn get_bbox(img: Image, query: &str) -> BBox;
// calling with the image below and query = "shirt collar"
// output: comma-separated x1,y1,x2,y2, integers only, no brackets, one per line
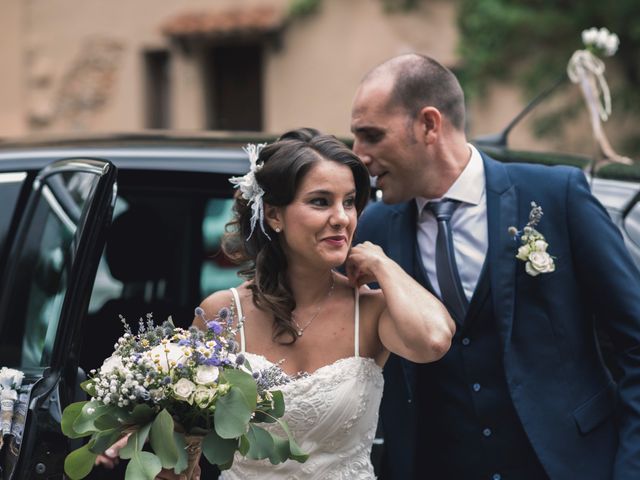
415,144,485,213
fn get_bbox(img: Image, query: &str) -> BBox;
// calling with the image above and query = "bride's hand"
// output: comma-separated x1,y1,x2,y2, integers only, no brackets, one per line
346,241,389,287
94,432,130,469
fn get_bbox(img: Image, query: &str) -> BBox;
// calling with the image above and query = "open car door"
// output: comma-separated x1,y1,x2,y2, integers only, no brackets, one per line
0,158,117,479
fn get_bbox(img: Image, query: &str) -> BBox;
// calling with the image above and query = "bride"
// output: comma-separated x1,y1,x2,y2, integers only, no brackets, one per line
193,128,454,479
96,128,454,479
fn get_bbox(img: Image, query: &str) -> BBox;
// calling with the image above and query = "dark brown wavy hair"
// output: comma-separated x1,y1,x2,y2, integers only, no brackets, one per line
223,128,371,344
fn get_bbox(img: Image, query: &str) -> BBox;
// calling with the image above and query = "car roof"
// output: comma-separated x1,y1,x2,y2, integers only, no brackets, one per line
0,131,277,174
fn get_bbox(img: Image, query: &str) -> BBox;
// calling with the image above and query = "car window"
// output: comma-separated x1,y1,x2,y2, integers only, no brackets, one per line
201,198,241,297
0,172,27,271
0,170,101,369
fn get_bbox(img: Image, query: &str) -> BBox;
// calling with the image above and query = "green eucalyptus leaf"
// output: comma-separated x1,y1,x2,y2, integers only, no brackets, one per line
130,404,156,424
149,409,178,469
64,443,98,479
220,369,258,411
61,402,89,438
201,429,238,465
254,391,286,423
125,451,162,480
172,432,188,474
89,429,125,455
218,458,234,471
268,433,291,465
214,388,252,439
238,434,250,456
246,424,274,460
94,411,123,430
276,418,308,462
80,379,97,397
72,401,109,435
269,390,285,418
120,423,152,460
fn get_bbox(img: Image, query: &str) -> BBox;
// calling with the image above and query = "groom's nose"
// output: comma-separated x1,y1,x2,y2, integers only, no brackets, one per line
352,139,371,166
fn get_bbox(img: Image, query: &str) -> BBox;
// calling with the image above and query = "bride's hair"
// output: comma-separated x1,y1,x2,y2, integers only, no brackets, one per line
222,128,370,344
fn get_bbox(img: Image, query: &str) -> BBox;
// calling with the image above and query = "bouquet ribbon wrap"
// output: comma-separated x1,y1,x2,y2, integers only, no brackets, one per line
184,434,205,479
1,389,18,436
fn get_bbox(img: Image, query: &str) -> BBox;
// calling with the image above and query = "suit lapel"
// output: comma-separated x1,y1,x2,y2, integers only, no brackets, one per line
387,202,433,291
483,154,518,351
386,201,428,397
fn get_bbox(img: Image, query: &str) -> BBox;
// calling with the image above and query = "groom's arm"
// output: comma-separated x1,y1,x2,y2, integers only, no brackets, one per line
566,169,640,477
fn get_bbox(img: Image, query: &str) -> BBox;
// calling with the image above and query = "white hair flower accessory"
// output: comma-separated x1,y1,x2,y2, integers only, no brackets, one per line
229,143,270,240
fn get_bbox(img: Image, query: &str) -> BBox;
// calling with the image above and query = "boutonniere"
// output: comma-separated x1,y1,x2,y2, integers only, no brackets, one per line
508,202,556,277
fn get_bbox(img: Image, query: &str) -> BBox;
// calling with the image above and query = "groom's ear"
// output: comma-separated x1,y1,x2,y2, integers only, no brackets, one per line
418,106,441,144
264,203,283,231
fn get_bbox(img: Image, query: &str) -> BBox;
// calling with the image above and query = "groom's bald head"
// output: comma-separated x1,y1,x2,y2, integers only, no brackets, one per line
361,53,466,131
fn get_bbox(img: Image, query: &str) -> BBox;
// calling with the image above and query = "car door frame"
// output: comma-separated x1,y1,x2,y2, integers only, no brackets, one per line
0,157,117,480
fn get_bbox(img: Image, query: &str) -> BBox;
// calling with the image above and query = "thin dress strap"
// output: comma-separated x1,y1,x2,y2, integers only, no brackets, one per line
230,287,245,353
354,288,360,358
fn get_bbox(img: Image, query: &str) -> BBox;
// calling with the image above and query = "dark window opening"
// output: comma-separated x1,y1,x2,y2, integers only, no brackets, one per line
205,44,263,131
144,50,171,129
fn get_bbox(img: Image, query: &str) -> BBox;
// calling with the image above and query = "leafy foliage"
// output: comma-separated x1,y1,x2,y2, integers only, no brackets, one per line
60,313,305,479
457,0,640,156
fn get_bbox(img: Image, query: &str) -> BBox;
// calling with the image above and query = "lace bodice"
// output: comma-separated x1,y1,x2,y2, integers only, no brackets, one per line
219,288,384,480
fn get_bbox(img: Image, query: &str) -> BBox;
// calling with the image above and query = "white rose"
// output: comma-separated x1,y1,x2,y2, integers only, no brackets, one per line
533,240,548,252
0,367,24,390
172,378,196,404
516,244,531,261
582,28,597,46
194,365,219,386
100,355,125,375
604,33,619,56
193,386,216,408
596,27,611,49
525,251,556,276
148,343,187,372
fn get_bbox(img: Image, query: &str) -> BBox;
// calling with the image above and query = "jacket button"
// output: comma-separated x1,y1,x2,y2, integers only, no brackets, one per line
482,428,492,437
461,337,471,346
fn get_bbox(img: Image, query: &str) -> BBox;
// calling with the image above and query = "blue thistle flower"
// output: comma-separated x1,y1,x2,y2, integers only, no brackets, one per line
207,321,223,335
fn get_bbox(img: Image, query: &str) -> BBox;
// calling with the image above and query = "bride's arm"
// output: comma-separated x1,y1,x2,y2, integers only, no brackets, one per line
347,241,455,363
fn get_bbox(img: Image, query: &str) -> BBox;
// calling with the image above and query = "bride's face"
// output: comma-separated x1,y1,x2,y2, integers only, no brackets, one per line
271,158,357,270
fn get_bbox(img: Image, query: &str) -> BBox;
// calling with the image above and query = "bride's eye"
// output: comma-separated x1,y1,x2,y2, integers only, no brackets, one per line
343,196,356,208
309,197,329,207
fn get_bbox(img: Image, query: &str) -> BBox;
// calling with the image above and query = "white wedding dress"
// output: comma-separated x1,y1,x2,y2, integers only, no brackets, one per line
219,288,384,480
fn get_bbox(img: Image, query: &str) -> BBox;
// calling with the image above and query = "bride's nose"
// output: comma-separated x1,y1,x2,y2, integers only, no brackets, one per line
329,205,349,229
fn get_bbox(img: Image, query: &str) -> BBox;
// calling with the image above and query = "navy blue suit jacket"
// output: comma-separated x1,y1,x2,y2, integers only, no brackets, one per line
355,153,640,479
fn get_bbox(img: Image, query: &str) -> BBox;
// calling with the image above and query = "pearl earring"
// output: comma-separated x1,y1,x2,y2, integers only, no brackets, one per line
275,227,281,233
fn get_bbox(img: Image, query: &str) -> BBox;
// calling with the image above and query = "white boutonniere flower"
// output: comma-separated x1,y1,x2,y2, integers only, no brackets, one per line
508,202,556,277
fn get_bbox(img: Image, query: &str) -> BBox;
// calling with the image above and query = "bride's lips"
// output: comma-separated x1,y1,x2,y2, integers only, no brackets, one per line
322,235,348,247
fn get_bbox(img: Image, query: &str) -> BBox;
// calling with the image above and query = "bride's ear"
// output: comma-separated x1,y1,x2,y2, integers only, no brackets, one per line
264,204,283,232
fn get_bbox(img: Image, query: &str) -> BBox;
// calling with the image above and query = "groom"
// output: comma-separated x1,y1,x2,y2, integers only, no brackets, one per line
351,53,640,479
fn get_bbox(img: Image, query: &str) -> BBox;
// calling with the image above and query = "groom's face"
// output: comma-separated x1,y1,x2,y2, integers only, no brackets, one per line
351,78,427,204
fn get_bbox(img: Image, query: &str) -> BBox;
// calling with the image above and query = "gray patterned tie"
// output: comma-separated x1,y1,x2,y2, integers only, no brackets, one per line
426,199,469,323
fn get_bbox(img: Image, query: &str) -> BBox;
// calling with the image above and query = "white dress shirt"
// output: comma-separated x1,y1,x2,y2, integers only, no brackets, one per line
415,144,488,301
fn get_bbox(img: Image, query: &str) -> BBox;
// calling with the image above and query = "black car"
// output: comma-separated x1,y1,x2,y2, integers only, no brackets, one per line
0,131,638,479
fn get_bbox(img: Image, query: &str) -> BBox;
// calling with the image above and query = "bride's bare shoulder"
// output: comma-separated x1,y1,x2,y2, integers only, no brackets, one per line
194,282,250,329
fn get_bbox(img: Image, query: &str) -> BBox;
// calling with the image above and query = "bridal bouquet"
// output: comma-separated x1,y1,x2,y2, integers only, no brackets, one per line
62,310,307,480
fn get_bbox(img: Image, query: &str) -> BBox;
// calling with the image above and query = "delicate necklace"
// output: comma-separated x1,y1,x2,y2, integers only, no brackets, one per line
292,272,335,337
